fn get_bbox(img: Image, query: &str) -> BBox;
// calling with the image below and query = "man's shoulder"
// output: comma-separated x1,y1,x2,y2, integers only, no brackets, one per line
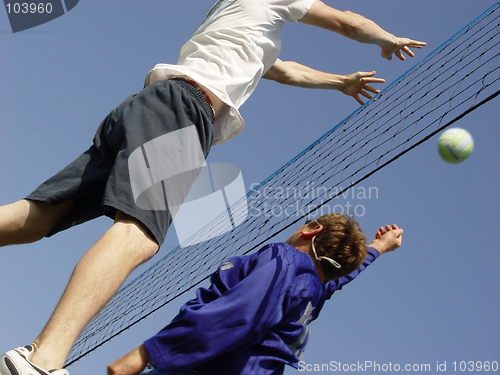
257,242,299,254
255,242,317,273
256,242,308,262
220,243,299,273
220,243,313,281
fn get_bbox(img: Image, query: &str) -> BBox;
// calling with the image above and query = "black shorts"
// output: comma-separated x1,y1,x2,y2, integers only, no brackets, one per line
26,79,214,246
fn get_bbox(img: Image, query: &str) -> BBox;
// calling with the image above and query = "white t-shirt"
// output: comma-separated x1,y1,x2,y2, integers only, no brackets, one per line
144,0,317,145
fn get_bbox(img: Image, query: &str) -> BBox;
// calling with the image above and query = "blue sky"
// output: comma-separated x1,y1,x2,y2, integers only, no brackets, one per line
1,1,499,374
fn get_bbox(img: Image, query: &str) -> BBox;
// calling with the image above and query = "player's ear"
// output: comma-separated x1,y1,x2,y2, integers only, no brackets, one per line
301,224,323,238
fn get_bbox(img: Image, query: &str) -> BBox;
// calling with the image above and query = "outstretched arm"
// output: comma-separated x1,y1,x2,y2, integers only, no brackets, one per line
324,223,404,296
262,59,385,105
299,1,426,61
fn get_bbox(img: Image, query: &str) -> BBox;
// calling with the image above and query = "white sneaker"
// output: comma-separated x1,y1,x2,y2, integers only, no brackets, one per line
0,346,70,375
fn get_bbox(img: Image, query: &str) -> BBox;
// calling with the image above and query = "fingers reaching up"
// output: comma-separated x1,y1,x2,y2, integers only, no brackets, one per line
371,223,403,254
342,71,385,105
381,38,426,61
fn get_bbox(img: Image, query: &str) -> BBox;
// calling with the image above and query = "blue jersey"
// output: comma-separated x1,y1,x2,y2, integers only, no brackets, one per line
144,243,379,375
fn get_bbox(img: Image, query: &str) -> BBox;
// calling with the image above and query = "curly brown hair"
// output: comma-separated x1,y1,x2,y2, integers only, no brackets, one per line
309,213,367,280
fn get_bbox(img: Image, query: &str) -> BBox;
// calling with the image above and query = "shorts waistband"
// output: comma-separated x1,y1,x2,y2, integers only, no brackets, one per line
170,77,215,124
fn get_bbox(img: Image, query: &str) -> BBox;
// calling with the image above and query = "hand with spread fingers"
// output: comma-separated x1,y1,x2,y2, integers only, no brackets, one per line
370,224,404,254
380,37,427,61
340,71,386,105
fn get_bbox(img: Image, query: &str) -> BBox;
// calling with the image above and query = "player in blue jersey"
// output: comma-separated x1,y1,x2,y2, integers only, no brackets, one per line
107,214,403,375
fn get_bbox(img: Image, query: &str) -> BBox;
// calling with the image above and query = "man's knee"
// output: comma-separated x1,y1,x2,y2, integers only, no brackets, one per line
140,238,160,263
113,211,159,264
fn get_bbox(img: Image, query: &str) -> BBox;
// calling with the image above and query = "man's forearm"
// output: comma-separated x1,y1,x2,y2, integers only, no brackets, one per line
263,59,384,105
263,60,345,89
299,1,425,61
341,12,397,49
108,345,151,375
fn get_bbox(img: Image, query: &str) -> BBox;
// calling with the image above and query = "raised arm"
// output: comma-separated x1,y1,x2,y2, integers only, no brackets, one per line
324,223,404,297
299,1,426,61
262,59,385,105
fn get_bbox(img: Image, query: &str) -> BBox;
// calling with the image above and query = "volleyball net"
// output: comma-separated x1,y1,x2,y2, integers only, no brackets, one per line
66,1,500,365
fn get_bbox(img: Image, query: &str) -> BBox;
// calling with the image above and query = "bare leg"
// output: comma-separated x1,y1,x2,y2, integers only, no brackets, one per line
29,211,159,371
0,199,74,246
